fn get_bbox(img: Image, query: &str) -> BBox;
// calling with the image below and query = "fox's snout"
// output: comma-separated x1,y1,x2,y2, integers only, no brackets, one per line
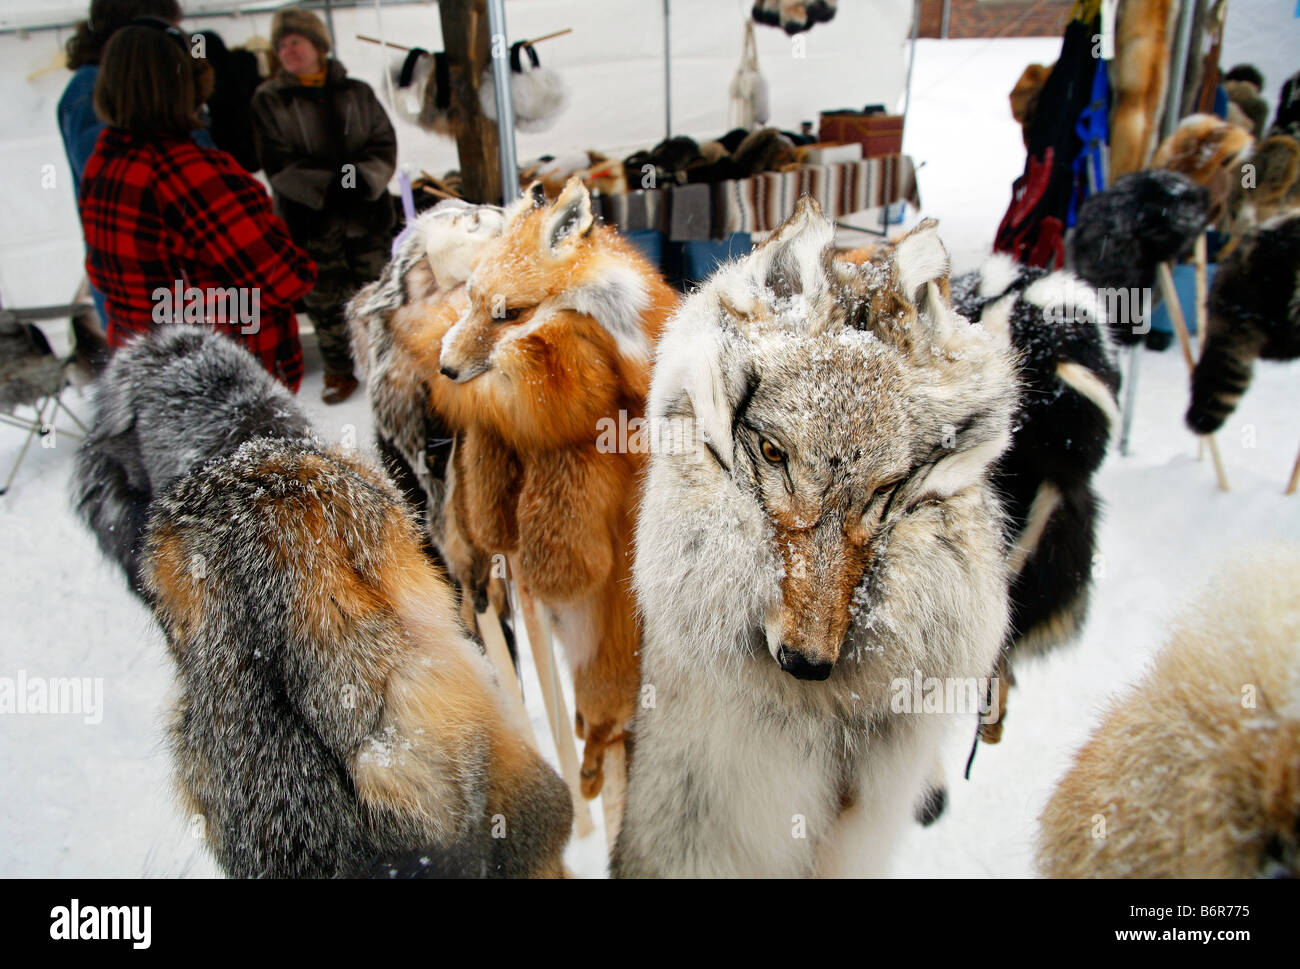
439,308,495,383
766,518,869,682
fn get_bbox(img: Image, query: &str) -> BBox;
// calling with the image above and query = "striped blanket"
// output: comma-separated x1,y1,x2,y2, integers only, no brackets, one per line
594,154,920,241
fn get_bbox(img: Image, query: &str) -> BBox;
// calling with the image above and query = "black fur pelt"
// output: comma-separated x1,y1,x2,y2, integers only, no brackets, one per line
1188,212,1300,433
1070,170,1210,344
71,325,311,596
952,255,1121,659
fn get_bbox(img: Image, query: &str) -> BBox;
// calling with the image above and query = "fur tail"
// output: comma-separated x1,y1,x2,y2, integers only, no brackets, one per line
1186,325,1258,434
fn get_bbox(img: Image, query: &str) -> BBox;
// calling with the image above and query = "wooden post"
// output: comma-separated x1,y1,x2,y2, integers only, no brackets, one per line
477,601,538,751
601,742,628,853
1157,261,1230,492
1286,444,1300,496
439,0,502,204
510,561,594,837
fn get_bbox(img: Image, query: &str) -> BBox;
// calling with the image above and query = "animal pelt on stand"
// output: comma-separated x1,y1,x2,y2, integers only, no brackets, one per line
1037,546,1300,877
1187,211,1300,434
390,177,679,799
1069,169,1210,344
612,202,1018,877
1151,113,1253,218
1109,0,1178,181
347,200,506,565
71,325,311,597
144,435,572,878
952,256,1120,663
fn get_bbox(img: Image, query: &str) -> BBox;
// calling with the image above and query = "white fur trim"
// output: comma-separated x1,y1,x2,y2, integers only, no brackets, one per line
562,261,652,364
977,253,1022,300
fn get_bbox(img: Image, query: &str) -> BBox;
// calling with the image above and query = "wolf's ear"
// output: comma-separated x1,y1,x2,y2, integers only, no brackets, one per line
543,177,595,253
877,219,960,354
751,195,834,303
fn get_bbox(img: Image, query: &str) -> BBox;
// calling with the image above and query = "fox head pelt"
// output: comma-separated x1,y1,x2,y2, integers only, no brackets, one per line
646,198,1018,680
438,177,656,389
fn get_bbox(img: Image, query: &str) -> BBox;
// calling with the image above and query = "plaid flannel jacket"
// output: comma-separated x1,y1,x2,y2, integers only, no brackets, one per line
80,127,316,391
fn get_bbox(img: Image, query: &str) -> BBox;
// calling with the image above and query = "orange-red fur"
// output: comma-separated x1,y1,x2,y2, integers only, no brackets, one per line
1110,0,1176,182
394,179,678,798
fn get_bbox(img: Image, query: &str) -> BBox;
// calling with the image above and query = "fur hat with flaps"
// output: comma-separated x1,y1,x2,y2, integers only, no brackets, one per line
271,7,331,56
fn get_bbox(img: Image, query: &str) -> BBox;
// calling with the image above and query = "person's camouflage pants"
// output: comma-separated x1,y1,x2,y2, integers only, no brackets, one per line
303,236,389,376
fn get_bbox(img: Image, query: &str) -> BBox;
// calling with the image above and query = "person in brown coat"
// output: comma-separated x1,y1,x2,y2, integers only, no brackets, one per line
251,6,397,403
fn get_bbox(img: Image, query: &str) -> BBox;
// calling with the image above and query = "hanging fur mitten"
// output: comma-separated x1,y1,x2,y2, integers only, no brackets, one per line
479,42,567,133
728,20,770,130
387,48,460,137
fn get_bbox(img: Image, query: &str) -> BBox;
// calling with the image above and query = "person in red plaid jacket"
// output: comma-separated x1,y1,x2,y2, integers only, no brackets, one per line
79,20,315,391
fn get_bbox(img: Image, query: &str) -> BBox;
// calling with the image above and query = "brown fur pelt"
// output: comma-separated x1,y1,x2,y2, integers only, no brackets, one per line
1037,546,1300,877
1010,63,1054,148
1152,113,1254,221
1222,134,1300,245
1109,0,1177,182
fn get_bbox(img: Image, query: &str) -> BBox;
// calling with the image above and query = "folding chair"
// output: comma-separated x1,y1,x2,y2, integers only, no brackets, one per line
0,300,95,495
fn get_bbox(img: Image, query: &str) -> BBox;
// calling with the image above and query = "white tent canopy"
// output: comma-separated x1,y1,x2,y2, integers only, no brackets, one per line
0,0,914,307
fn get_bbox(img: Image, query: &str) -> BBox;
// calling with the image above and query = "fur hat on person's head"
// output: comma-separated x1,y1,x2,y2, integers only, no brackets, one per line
271,7,331,56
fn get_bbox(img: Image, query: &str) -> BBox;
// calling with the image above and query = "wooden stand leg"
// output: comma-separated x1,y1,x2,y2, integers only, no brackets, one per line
1119,343,1141,456
1286,443,1300,496
477,601,539,752
511,566,594,838
600,741,628,855
1157,261,1230,492
1193,235,1208,464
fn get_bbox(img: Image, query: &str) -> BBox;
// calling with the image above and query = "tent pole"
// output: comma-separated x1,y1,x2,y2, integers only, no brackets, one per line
323,0,337,49
1161,0,1196,140
487,0,520,202
902,0,920,139
663,0,672,139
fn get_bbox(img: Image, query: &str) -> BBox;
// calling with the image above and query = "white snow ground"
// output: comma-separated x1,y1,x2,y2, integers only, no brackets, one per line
2,37,1298,879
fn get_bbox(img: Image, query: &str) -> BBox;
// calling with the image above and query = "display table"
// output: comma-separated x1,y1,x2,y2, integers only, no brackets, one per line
595,154,920,241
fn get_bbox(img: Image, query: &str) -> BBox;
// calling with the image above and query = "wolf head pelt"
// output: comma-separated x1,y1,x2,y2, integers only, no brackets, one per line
1187,211,1300,434
1037,545,1300,878
1069,170,1210,344
346,200,506,556
613,202,1017,877
951,254,1120,660
71,325,311,596
142,436,572,878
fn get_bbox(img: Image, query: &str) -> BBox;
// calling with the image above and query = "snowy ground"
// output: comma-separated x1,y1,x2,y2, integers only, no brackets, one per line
2,38,1298,879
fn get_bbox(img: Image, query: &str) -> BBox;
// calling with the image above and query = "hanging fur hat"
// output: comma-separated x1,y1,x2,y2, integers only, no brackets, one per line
751,0,837,35
479,41,567,133
729,20,770,131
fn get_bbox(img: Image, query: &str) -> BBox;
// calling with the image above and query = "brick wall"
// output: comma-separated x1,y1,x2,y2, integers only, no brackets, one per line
917,0,1074,39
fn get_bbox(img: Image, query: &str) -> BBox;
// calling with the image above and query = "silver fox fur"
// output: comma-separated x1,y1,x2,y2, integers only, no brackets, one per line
612,200,1018,877
143,436,571,878
71,325,311,594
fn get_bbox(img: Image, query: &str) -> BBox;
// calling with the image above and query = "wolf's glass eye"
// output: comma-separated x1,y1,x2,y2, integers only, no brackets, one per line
497,307,523,323
760,437,786,465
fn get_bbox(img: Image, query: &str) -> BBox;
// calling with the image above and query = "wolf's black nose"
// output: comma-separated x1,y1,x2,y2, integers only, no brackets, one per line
777,645,833,681
440,364,459,380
